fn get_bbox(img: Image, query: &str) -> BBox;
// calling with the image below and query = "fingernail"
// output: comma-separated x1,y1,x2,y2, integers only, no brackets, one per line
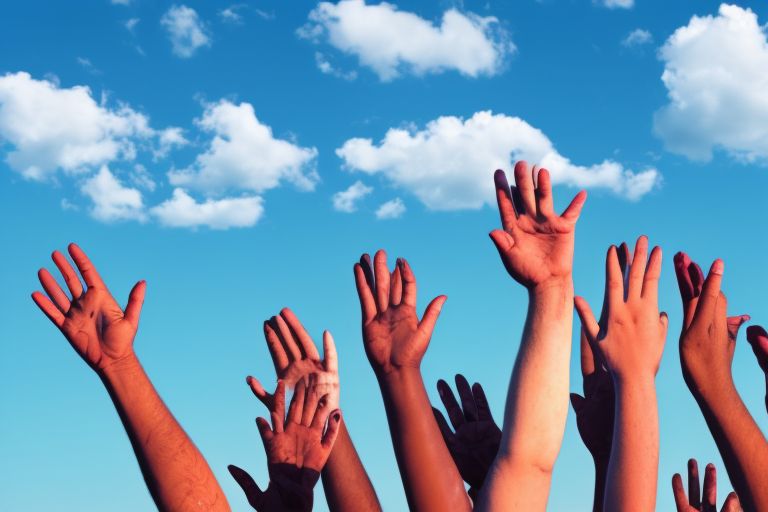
333,412,341,421
712,259,724,275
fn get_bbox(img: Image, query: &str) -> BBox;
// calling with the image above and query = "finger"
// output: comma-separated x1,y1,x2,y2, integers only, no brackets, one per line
287,379,306,425
321,410,342,449
373,249,390,313
255,416,273,444
322,330,338,374
302,375,321,426
67,243,105,289
726,315,750,343
264,321,289,373
354,263,377,323
52,250,83,299
31,291,65,328
123,280,146,326
280,308,320,360
273,380,286,432
472,382,494,422
627,236,648,299
38,268,70,312
574,296,599,343
310,393,332,431
690,261,705,297
510,185,525,216
228,465,264,510
246,375,274,409
560,190,587,222
418,295,446,337
672,473,689,511
703,463,717,510
746,325,768,372
660,312,669,338
580,328,596,377
642,246,663,302
489,230,515,261
272,315,302,362
674,252,694,301
722,492,741,512
494,169,518,229
360,253,375,290
617,242,630,278
570,393,586,414
513,160,536,216
455,374,478,421
399,258,417,307
606,245,624,309
390,265,403,306
691,260,724,331
535,167,555,219
432,407,456,445
688,458,701,509
437,379,465,430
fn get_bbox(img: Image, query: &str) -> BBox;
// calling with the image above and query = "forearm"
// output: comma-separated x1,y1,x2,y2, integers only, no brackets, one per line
378,368,471,512
320,421,381,512
695,380,768,512
101,354,229,512
604,378,658,512
592,458,609,512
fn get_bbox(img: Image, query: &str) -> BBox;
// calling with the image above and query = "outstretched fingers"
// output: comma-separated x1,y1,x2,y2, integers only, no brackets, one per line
535,167,555,219
418,295,447,337
228,465,264,510
399,258,417,307
494,169,517,230
437,379,465,430
560,190,587,223
472,382,494,422
455,374,478,421
691,260,724,331
67,243,105,289
31,291,65,328
354,262,377,323
281,308,320,360
321,410,342,450
246,375,274,409
123,280,146,326
323,330,338,374
52,250,83,299
264,321,289,373
373,250,390,313
38,268,70,313
513,161,536,216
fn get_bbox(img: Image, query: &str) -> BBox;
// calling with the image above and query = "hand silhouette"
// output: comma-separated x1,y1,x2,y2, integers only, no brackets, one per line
353,251,446,377
432,375,501,499
249,308,339,412
746,325,768,414
229,376,342,511
672,459,742,512
674,252,750,401
31,243,145,374
490,161,586,290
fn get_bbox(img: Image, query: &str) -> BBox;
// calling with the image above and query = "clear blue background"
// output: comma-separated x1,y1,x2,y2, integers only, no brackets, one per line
1,1,767,510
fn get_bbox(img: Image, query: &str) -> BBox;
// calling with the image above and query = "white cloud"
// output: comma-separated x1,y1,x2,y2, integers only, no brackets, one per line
622,28,653,47
155,126,188,158
375,197,405,219
219,4,245,23
60,198,79,211
337,111,659,208
111,0,131,5
76,57,101,75
315,52,358,80
597,0,634,9
151,188,264,229
81,166,146,222
0,72,153,180
298,0,514,81
333,180,373,212
161,5,211,58
654,4,768,163
125,18,140,32
129,163,156,191
168,100,318,194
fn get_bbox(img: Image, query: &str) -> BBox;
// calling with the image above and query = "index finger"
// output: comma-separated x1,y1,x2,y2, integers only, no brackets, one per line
67,243,105,289
281,308,320,360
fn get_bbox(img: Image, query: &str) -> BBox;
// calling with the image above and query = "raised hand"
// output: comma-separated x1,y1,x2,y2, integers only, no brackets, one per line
672,459,742,512
229,376,342,512
432,375,501,499
490,161,586,289
31,243,145,374
353,251,446,377
574,236,667,512
746,325,768,414
674,252,750,402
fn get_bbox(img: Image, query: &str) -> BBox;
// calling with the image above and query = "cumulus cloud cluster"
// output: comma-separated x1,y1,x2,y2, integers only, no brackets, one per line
654,4,768,163
161,5,211,58
298,0,514,81
337,111,660,211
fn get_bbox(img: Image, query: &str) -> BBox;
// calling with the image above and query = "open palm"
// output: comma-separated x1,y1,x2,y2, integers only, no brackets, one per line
490,162,586,289
353,251,445,376
31,243,145,373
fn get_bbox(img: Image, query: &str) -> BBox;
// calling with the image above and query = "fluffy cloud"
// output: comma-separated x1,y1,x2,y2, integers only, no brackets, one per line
332,180,373,212
375,197,405,219
298,0,513,81
151,188,264,229
161,5,211,58
654,4,768,163
598,0,634,9
80,166,146,222
337,111,659,209
168,100,318,194
155,126,188,158
0,72,153,180
622,28,653,47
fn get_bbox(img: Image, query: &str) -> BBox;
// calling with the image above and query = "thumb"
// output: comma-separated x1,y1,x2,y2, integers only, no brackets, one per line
228,464,264,510
123,280,146,326
489,229,515,258
570,393,586,414
726,315,750,342
419,295,447,337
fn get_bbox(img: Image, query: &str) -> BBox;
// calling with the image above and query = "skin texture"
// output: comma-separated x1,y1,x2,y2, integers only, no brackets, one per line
477,162,587,512
575,237,668,512
246,308,381,512
674,252,767,512
745,325,768,414
433,375,502,501
672,459,742,512
31,243,229,512
353,251,470,512
228,377,342,511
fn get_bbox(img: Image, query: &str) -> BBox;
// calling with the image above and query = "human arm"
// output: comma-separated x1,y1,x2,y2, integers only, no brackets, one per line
672,459,742,512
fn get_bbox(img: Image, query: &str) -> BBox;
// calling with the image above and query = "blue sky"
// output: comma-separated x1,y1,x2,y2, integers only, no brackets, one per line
1,0,768,510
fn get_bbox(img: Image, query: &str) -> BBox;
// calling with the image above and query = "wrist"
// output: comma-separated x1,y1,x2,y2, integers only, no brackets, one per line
612,372,656,394
99,352,142,384
528,275,573,297
376,366,422,391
